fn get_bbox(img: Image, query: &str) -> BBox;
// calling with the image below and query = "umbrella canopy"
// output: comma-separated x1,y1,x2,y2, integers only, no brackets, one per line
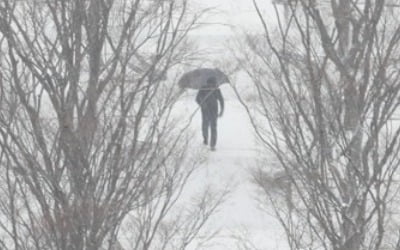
178,68,230,89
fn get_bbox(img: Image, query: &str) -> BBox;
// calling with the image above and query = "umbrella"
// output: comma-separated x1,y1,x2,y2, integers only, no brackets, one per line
178,68,230,89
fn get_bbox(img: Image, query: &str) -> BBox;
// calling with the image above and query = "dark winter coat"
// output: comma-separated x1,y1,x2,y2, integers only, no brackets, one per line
195,88,224,117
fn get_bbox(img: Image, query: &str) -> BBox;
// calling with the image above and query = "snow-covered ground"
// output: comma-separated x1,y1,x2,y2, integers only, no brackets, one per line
168,1,291,247
175,85,288,250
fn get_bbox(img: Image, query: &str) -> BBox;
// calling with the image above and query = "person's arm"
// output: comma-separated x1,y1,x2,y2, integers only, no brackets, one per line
216,89,224,116
196,90,202,105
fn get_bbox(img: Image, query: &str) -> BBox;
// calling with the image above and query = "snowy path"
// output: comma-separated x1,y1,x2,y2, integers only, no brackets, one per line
176,86,288,250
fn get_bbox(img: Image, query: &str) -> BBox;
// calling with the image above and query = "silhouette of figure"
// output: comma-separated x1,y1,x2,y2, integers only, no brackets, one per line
196,77,224,151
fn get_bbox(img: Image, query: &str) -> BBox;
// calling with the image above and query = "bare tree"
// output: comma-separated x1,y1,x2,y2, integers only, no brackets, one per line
0,0,225,249
233,0,400,249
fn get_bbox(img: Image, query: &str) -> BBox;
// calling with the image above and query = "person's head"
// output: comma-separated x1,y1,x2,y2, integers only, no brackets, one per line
206,77,217,88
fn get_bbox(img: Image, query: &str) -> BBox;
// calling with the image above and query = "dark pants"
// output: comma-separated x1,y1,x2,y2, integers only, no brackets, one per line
201,108,217,147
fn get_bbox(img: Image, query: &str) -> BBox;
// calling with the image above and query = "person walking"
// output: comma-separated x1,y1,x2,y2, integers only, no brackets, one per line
196,76,224,151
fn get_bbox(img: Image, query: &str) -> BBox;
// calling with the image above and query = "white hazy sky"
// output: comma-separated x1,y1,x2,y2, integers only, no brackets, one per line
191,0,279,36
